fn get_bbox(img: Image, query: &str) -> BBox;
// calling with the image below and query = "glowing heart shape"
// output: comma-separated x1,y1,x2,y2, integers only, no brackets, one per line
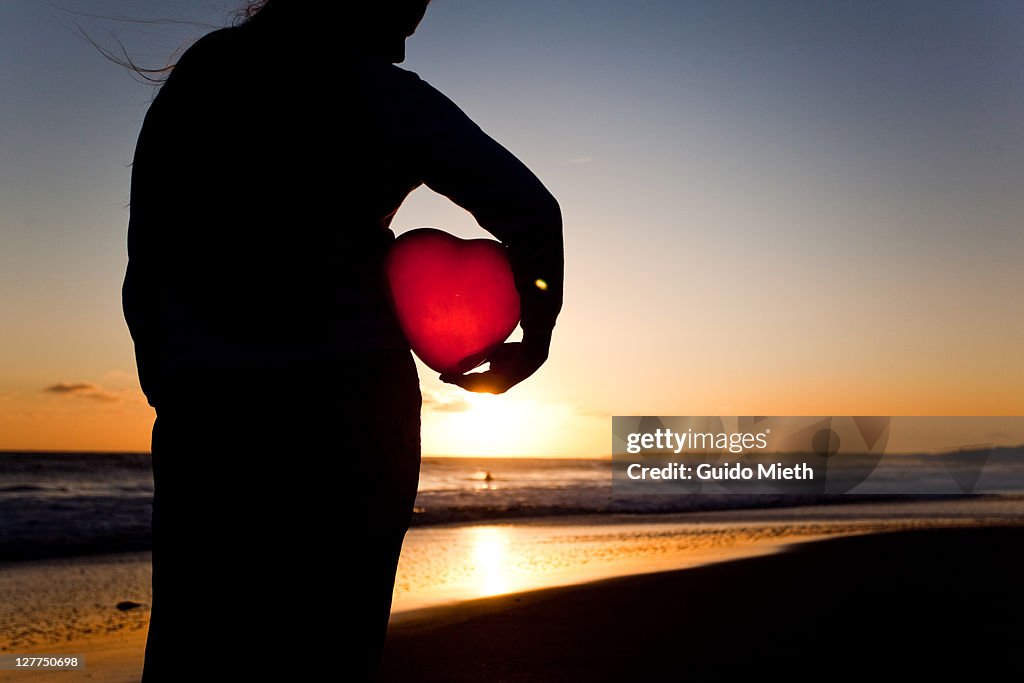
386,228,521,375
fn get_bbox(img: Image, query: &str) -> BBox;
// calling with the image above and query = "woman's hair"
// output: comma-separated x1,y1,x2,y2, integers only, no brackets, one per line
98,0,429,83
239,1,269,21
244,1,431,39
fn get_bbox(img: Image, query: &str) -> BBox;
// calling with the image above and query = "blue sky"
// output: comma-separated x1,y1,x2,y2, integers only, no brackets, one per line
2,1,1023,453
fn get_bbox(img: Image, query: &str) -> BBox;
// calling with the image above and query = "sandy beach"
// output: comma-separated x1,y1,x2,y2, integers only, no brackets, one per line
0,553,151,683
381,525,1024,680
1,497,1021,682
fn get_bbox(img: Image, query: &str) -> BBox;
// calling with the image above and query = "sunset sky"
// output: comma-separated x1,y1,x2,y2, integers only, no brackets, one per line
2,1,1022,455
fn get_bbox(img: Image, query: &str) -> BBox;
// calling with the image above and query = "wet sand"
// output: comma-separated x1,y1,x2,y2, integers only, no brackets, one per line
1,497,1022,682
380,526,1024,680
0,553,150,683
391,496,1024,611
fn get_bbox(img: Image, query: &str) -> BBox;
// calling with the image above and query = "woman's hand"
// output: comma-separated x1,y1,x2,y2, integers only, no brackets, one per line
440,337,550,394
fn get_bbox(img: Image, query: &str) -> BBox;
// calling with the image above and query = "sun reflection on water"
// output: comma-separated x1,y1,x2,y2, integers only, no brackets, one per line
469,526,511,597
392,521,823,614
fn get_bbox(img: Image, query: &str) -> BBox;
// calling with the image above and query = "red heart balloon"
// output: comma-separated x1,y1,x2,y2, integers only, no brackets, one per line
386,228,521,375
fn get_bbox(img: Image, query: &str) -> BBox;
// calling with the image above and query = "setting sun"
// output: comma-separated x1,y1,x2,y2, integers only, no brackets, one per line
419,374,606,457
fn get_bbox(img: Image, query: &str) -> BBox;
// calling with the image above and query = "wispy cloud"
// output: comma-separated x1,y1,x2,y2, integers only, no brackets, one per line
422,389,471,413
574,406,611,419
44,381,121,403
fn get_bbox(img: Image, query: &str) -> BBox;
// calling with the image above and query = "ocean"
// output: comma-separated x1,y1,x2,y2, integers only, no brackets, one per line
1,450,1022,562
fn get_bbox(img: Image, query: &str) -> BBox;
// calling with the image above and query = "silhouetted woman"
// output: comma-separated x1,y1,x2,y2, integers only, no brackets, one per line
123,1,562,680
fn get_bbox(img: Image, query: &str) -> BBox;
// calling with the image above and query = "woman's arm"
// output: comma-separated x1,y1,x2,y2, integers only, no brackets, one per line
400,73,564,392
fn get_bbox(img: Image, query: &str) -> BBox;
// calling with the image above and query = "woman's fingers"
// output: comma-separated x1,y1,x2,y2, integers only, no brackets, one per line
440,342,545,394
